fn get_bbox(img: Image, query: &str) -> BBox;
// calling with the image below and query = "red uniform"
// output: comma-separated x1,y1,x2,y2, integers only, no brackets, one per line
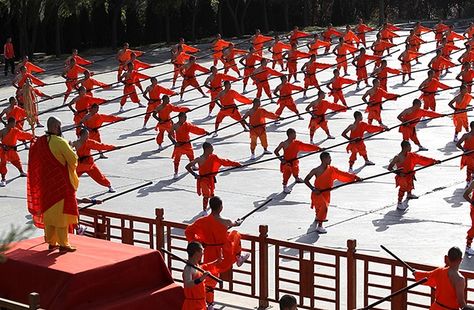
280,140,320,186
289,30,309,45
223,47,246,75
248,108,278,153
399,108,441,145
0,128,33,177
252,34,273,56
430,55,455,79
215,90,252,126
346,122,384,165
459,68,474,93
394,152,437,200
207,73,238,113
155,104,190,145
355,54,380,82
275,82,304,116
120,70,150,107
252,67,283,99
271,41,291,68
145,85,176,124
356,24,374,46
72,55,92,66
329,77,356,105
76,139,115,187
172,122,207,172
420,78,450,111
414,267,460,310
309,100,346,137
196,154,240,198
23,61,45,74
461,134,474,183
213,39,230,65
311,166,358,222
365,87,398,124
83,113,123,142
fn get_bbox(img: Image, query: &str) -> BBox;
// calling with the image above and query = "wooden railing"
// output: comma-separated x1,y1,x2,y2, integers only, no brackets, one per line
0,293,41,310
79,208,474,309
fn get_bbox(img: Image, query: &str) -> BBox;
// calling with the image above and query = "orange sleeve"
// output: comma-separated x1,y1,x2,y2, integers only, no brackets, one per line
327,102,347,112
387,67,401,74
341,77,356,85
421,109,442,119
295,140,320,152
262,109,279,120
92,79,110,89
362,122,384,134
90,97,107,105
100,114,123,123
332,167,358,183
188,123,207,136
16,130,34,141
267,68,284,77
414,268,439,287
135,72,150,80
89,140,116,151
437,81,451,90
75,55,92,66
185,220,204,242
222,74,239,82
232,91,253,104
158,85,177,96
29,74,46,87
290,83,304,92
27,63,45,74
217,156,241,167
412,153,437,167
171,105,191,113
315,62,332,69
32,88,47,97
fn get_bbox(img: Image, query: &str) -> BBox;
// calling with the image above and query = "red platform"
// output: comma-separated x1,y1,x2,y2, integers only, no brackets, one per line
0,235,184,309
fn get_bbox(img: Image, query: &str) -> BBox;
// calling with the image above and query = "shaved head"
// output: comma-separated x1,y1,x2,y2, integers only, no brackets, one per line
47,116,62,135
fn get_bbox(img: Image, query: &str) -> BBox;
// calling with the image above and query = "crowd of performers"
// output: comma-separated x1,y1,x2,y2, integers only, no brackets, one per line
3,18,474,309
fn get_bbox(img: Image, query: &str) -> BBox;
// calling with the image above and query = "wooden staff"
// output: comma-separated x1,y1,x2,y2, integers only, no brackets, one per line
238,198,273,222
161,248,223,284
380,245,415,272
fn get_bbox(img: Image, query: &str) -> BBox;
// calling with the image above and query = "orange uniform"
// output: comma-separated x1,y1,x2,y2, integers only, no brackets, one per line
207,73,238,113
414,267,460,310
80,77,109,96
460,134,474,182
182,63,210,90
281,140,320,186
73,55,92,66
173,52,192,84
145,85,176,124
252,67,283,99
64,64,87,94
6,106,27,129
407,34,425,52
117,48,144,79
120,70,150,107
334,43,357,72
72,95,107,126
365,87,398,123
286,49,311,77
196,154,240,198
308,40,331,55
215,90,252,126
458,68,474,93
399,108,441,145
180,43,200,54
322,28,342,52
172,122,207,171
356,24,374,46
329,77,356,105
289,30,309,45
430,55,455,79
0,128,33,177
374,66,401,91
223,47,246,75
394,152,437,194
355,54,380,81
271,41,291,67
213,39,230,65
452,93,472,133
309,100,346,136
248,108,278,152
182,266,207,310
155,104,190,145
252,34,273,56
372,40,395,66
303,61,332,90
380,28,399,42
83,113,123,142
185,215,243,304
17,72,45,88
441,43,460,59
242,52,262,86
468,186,474,247
23,61,45,74
420,78,450,111
346,122,384,165
400,51,422,75
76,139,115,187
311,166,358,222
276,82,304,116
343,30,361,47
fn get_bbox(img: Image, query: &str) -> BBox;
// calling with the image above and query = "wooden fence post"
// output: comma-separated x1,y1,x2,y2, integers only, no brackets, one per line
28,292,40,309
155,208,165,251
258,225,269,309
347,239,357,309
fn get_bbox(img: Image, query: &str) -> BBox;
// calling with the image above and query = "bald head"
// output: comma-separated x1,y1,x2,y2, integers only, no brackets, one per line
47,116,62,136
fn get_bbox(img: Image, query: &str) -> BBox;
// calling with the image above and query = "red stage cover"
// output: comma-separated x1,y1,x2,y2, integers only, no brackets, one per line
0,235,184,309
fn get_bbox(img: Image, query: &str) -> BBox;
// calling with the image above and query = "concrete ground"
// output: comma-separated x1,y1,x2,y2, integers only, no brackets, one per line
1,22,474,308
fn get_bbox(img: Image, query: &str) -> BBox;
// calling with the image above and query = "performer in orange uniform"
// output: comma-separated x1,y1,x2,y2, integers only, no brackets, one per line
273,75,304,118
222,43,246,77
465,22,474,39
332,37,358,76
119,62,150,112
62,58,87,104
116,42,143,81
13,66,45,89
428,50,455,79
67,86,107,134
27,117,79,252
0,97,26,131
171,45,191,88
268,35,291,71
362,78,398,126
15,56,45,74
306,91,346,143
275,128,320,194
152,95,190,150
379,22,399,45
356,18,374,47
456,62,474,93
251,58,283,101
322,24,342,53
185,196,249,308
371,59,401,91
0,118,33,186
406,29,425,65
306,33,331,56
352,47,380,89
463,175,474,256
181,241,211,310
457,121,474,185
301,54,332,97
180,56,210,101
251,29,273,56
76,70,110,96
327,69,356,106
169,112,208,179
418,70,451,111
204,66,239,117
283,43,311,82
239,47,262,93
125,52,151,93
186,143,241,210
80,104,124,144
72,128,116,193
342,111,385,172
388,140,440,209
343,25,361,49
288,26,309,45
398,99,442,151
398,44,422,82
242,98,279,159
214,81,252,135
65,49,92,66
177,38,200,54
142,77,176,129
304,151,360,233
413,247,470,309
371,34,395,66
211,34,230,66
448,85,472,142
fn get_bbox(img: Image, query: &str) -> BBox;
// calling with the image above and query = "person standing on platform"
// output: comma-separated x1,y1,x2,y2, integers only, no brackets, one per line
3,37,15,76
27,116,79,252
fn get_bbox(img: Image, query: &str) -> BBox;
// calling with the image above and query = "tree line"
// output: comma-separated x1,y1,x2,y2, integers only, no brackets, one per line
0,0,472,58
